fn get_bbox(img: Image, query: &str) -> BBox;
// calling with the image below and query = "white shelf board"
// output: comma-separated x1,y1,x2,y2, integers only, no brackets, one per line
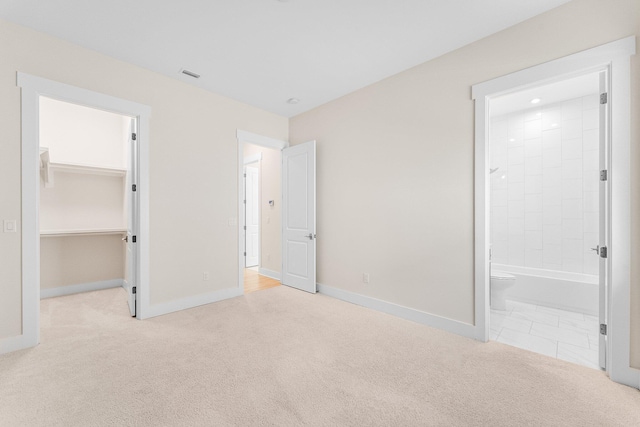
40,228,127,237
39,146,127,187
49,162,127,177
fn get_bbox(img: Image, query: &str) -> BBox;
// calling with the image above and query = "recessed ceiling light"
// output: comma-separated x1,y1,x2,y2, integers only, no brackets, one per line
530,98,541,104
509,138,515,142
181,69,200,79
536,112,542,117
286,98,300,104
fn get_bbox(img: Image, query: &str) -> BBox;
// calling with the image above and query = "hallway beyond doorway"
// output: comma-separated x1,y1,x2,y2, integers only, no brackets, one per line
244,269,280,294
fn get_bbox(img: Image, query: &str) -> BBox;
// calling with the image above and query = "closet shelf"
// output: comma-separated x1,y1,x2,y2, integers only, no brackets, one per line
39,147,127,188
49,162,127,177
40,228,127,237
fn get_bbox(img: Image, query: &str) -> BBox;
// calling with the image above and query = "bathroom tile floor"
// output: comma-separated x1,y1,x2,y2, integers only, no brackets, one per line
491,299,600,370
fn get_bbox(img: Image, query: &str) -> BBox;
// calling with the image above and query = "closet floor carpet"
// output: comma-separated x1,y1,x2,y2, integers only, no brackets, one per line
1,286,639,426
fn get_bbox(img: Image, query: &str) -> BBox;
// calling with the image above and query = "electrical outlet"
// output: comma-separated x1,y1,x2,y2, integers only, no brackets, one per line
203,272,210,281
363,273,370,284
3,220,16,233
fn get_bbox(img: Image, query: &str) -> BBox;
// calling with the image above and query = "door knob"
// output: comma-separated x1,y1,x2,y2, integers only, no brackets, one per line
591,245,599,254
122,236,128,243
306,233,316,240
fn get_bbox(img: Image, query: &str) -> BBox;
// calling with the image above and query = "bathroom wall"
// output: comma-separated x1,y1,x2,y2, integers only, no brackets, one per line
490,94,600,275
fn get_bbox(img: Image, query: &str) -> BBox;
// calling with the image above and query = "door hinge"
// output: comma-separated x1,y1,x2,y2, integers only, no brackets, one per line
600,93,608,104
132,236,137,243
243,199,246,204
243,225,246,230
244,252,246,256
600,323,607,335
132,286,137,295
600,170,608,181
132,132,137,141
132,184,137,192
600,246,607,258
244,173,246,178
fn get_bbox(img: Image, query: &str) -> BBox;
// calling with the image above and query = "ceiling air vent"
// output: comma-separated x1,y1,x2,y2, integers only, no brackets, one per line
181,69,200,79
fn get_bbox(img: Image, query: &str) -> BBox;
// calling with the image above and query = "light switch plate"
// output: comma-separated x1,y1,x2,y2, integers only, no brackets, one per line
3,220,17,233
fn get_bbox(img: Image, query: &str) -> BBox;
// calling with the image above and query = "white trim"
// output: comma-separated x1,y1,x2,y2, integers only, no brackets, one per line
472,37,636,100
472,37,638,388
244,152,262,165
237,130,288,151
41,279,124,299
146,287,244,318
236,130,288,294
318,283,476,339
4,72,152,355
257,268,281,281
607,51,638,387
0,334,34,354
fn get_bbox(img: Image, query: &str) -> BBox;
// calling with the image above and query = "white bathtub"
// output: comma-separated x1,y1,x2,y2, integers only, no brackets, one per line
491,263,598,316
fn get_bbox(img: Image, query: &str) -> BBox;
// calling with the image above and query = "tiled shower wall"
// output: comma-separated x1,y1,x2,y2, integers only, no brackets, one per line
490,95,600,276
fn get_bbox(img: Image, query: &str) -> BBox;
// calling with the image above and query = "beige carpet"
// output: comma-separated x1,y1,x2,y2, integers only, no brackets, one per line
0,287,639,426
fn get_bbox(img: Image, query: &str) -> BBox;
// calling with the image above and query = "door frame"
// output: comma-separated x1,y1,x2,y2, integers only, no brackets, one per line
14,73,151,352
236,130,288,291
472,37,637,387
244,155,261,268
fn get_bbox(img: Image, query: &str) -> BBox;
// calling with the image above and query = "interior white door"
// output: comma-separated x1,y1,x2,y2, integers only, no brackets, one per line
124,118,138,317
281,140,316,293
245,165,259,267
598,71,608,369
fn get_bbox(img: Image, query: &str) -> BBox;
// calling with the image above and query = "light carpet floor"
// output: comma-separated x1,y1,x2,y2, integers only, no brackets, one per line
1,286,639,426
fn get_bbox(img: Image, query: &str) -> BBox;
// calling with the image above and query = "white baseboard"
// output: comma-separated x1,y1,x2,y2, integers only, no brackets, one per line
40,279,124,299
317,283,476,340
146,287,244,318
0,333,38,355
258,268,281,280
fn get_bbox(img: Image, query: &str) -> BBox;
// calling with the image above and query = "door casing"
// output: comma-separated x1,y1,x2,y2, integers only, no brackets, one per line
10,73,151,354
472,36,637,388
244,164,260,268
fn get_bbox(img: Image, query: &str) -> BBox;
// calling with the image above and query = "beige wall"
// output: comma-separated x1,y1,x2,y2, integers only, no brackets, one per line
243,143,282,273
40,235,125,290
290,0,640,364
40,97,129,168
0,19,288,339
40,173,126,232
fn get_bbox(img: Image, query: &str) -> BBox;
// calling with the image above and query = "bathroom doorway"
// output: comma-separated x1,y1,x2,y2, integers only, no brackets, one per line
486,72,605,369
473,37,636,387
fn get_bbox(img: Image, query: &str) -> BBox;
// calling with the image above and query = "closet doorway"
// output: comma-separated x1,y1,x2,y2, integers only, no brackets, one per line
39,97,138,316
18,73,151,352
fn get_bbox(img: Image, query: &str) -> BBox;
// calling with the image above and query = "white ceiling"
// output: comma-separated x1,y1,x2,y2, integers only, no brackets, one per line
0,0,571,117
